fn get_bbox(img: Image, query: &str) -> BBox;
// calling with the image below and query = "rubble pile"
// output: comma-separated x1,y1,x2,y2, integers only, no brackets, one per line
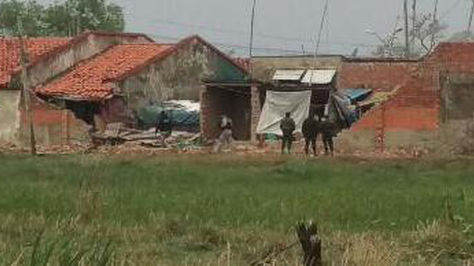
91,122,202,152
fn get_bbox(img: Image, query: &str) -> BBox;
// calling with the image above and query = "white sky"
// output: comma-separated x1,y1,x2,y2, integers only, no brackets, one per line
37,0,470,56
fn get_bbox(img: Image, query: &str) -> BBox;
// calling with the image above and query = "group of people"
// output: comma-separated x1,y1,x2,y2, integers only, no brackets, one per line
280,112,336,156
157,110,335,155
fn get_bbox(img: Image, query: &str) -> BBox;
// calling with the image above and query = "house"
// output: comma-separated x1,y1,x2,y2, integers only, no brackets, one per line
0,32,249,146
200,55,342,141
0,37,70,143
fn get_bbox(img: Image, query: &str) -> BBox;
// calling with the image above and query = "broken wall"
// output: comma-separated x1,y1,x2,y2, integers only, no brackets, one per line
19,96,90,147
336,59,440,152
0,90,21,143
119,38,247,112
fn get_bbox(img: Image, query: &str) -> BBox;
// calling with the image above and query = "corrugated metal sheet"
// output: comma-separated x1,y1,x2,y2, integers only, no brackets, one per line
301,69,337,84
272,69,306,81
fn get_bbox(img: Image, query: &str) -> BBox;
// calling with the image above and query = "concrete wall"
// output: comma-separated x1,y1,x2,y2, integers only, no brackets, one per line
120,38,247,111
8,33,151,90
0,91,21,143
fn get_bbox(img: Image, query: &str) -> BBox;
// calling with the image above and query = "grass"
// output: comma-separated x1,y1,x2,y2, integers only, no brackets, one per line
0,154,474,265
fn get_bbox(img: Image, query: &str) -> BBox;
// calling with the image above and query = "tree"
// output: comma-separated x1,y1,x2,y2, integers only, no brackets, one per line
370,12,446,58
0,0,125,37
410,13,447,55
0,0,46,36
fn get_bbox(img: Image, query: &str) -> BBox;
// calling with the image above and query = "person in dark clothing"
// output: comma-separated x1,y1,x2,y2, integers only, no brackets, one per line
280,112,296,154
155,110,173,137
320,116,335,156
302,114,320,156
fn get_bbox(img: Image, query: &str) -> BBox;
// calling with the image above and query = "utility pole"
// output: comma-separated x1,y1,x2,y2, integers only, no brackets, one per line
411,0,417,48
431,0,439,49
404,0,410,57
314,0,329,58
309,0,329,85
468,0,474,33
16,17,37,155
249,0,257,78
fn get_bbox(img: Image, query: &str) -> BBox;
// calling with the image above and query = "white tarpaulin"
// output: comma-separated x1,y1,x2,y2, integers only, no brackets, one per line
256,90,312,136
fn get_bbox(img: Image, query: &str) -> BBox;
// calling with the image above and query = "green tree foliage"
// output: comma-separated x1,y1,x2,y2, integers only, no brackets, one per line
0,0,125,37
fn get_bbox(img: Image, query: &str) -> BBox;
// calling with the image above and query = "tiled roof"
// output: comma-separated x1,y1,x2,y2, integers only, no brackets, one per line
0,37,69,88
233,57,251,71
37,43,175,100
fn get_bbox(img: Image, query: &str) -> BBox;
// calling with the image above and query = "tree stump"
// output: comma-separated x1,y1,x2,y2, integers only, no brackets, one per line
296,221,322,266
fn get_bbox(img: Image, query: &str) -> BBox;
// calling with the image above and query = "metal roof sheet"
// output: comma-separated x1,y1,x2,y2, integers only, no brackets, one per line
301,69,337,84
272,69,306,81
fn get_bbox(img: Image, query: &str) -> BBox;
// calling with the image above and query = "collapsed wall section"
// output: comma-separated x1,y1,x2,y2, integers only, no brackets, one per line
337,59,440,152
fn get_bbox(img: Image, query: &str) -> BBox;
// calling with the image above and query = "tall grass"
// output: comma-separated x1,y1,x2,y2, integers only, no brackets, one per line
0,154,473,264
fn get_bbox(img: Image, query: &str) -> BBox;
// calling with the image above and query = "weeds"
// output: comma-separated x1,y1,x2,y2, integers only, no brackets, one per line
0,155,473,265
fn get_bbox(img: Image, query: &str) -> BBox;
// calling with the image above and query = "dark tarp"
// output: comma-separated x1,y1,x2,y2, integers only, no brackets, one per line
328,91,356,130
137,101,200,130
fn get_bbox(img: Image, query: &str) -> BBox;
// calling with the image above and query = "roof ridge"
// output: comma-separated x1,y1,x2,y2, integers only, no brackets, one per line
23,31,154,71
116,43,175,46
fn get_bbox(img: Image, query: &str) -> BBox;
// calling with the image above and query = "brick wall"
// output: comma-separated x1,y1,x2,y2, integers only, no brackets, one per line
338,60,419,89
337,43,474,151
19,96,90,146
200,86,251,141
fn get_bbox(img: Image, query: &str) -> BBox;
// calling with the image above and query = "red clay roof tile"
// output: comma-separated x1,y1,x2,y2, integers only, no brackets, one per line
0,37,69,88
36,43,174,100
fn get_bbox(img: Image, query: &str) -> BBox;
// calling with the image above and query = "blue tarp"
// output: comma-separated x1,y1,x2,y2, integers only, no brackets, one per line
342,88,373,102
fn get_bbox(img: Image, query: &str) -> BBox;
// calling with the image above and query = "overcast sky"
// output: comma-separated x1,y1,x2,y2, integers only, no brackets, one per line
38,0,472,56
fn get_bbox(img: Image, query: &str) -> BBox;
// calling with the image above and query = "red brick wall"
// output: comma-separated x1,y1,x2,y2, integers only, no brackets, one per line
201,86,251,141
19,97,89,146
339,59,440,134
338,61,419,90
428,43,474,73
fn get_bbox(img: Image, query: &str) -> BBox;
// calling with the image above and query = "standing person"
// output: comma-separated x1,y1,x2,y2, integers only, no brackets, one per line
280,112,296,155
321,116,335,156
214,115,233,152
155,110,173,146
302,113,319,156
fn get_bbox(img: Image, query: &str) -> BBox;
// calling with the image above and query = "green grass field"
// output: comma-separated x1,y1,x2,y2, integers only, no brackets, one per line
1,154,474,265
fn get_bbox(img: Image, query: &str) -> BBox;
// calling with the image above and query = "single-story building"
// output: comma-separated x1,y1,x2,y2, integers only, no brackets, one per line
0,32,249,146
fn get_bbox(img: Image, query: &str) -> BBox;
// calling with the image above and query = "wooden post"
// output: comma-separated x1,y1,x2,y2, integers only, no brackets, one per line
296,221,322,266
250,84,261,142
249,0,257,77
17,17,36,155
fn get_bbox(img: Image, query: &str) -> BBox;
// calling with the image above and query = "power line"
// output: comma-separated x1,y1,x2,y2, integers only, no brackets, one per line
123,12,379,49
145,32,305,54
